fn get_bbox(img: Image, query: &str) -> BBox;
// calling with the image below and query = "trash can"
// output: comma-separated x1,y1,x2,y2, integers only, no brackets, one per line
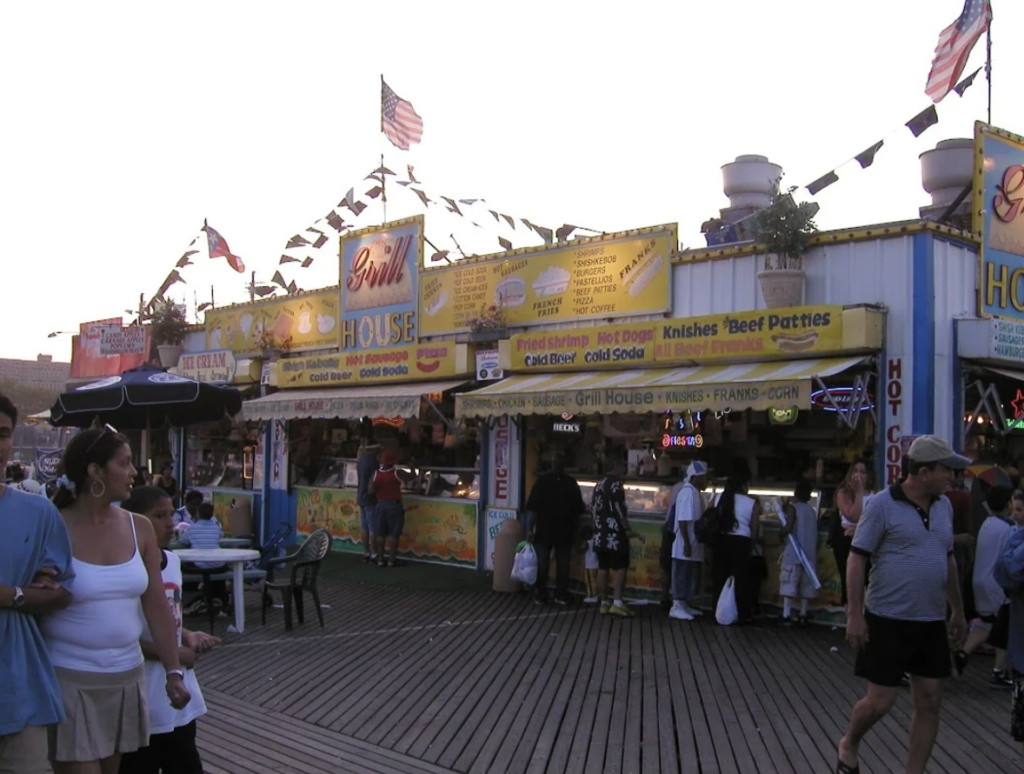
493,517,524,593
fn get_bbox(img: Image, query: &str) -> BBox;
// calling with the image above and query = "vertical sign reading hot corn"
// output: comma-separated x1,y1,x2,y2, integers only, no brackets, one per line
419,224,676,336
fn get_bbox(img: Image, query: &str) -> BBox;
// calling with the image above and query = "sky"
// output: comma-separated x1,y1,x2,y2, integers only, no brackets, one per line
3,0,1020,363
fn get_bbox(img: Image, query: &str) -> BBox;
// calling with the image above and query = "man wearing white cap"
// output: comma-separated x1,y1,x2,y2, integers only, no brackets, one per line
837,435,969,774
669,461,709,622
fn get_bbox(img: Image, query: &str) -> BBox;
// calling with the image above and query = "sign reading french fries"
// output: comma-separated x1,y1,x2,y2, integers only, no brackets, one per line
419,224,676,335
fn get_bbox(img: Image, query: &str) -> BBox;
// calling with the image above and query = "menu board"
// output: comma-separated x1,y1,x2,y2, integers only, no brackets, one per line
205,289,340,356
419,224,676,335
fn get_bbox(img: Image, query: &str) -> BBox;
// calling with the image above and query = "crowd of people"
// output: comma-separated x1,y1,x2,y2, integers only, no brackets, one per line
0,393,213,774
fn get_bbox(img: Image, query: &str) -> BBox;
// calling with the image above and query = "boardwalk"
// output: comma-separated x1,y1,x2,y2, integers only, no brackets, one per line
191,558,1020,774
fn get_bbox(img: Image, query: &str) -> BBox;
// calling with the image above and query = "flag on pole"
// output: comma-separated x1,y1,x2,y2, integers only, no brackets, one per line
925,0,991,103
202,221,245,273
381,79,424,150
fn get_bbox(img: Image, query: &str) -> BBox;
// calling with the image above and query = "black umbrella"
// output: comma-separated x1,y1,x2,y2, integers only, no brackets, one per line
50,364,243,430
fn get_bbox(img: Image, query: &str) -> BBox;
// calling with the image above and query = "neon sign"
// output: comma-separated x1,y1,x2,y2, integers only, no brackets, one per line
661,434,703,449
810,387,874,412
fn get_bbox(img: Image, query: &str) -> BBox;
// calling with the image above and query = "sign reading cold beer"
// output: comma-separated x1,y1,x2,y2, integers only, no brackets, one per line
340,216,423,350
511,322,657,371
419,223,675,336
976,123,1024,319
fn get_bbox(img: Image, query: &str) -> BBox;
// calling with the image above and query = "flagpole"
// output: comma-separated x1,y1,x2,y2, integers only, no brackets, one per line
986,24,992,125
381,152,387,225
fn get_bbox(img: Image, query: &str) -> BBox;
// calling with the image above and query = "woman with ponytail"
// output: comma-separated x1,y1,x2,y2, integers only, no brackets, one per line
711,471,761,625
41,426,190,773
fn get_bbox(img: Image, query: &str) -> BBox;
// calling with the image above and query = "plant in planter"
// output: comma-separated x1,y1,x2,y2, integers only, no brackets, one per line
255,329,293,358
465,303,508,341
750,179,819,308
149,300,190,367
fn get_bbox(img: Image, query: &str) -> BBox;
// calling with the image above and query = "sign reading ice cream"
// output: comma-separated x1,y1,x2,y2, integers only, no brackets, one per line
204,289,339,356
340,216,423,350
419,223,676,336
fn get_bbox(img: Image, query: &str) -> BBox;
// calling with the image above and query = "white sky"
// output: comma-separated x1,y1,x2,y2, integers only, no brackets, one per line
3,0,1020,362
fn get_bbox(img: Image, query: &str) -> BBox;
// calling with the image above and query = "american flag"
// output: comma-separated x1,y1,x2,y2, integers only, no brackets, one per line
925,0,991,103
381,80,423,151
202,221,245,273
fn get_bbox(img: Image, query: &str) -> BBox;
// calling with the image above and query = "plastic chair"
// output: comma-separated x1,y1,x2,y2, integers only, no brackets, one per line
261,529,331,631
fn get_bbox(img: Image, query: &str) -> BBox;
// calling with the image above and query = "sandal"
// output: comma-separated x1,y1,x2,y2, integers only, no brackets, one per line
836,759,859,773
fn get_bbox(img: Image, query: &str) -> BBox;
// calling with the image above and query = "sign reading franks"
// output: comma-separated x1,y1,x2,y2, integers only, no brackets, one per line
976,122,1024,319
419,223,676,336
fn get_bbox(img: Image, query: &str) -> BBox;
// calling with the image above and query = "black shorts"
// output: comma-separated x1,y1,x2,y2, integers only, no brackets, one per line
854,612,951,687
596,545,630,571
1012,673,1024,742
990,604,1011,651
118,719,203,774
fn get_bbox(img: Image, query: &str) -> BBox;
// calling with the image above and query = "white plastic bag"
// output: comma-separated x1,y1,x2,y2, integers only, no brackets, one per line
511,544,538,586
716,576,739,626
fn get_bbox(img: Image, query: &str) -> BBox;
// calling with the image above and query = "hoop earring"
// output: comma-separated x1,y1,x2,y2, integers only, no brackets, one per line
90,480,106,499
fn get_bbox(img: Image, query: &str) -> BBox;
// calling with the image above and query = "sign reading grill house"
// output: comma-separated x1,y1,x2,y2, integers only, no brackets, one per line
457,380,807,418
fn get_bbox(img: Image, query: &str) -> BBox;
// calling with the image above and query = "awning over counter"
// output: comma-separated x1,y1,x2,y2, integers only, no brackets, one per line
455,357,869,418
241,379,470,422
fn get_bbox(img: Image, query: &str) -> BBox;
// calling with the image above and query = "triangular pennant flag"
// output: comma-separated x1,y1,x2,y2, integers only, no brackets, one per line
188,238,197,246
271,271,287,288
374,166,396,176
556,225,577,242
326,211,345,232
286,235,311,249
533,224,554,244
306,227,325,236
411,188,431,207
806,171,839,196
407,165,418,183
365,186,384,199
499,237,513,251
906,105,939,138
279,255,301,264
397,181,413,187
176,250,198,268
254,286,275,298
311,234,328,249
287,281,298,294
854,140,885,169
302,257,314,268
350,201,367,216
501,214,516,229
197,302,212,313
365,173,383,183
344,188,355,207
488,210,500,222
458,199,478,206
954,67,982,97
521,218,535,232
441,197,462,215
430,250,450,263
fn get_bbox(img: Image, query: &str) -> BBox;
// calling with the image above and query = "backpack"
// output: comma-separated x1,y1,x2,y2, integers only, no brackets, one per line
695,503,724,545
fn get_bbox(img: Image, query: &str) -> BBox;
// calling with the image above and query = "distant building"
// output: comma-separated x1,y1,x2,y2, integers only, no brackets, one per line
0,354,71,393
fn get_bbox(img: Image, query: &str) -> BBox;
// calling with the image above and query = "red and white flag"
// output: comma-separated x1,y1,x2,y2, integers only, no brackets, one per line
925,0,991,103
202,221,245,273
381,80,423,151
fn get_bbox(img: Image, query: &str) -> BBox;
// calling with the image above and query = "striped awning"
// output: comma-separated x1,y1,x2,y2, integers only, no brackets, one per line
455,357,869,418
241,379,469,422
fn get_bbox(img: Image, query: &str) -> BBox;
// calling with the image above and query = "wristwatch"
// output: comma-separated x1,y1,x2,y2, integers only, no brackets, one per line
166,669,185,681
12,587,25,609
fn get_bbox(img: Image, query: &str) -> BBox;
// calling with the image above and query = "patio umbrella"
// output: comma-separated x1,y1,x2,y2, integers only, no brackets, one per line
49,364,242,430
965,464,1013,490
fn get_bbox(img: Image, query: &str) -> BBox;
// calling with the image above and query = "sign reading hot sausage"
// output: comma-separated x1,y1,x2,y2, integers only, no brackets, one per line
274,342,468,388
419,223,676,335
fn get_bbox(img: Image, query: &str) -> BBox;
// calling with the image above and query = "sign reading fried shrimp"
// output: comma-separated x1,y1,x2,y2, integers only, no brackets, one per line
418,223,676,335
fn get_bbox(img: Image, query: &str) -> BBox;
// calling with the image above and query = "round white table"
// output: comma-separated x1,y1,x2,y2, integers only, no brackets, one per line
174,549,260,634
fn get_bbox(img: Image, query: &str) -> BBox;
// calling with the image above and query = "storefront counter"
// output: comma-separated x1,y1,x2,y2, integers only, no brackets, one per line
295,486,478,568
192,487,256,535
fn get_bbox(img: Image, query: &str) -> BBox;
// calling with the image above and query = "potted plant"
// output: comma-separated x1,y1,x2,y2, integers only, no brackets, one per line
466,303,508,342
255,329,292,361
751,179,819,308
149,300,189,367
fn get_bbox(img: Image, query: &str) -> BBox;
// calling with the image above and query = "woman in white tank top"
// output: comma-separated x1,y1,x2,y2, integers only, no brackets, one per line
42,426,190,772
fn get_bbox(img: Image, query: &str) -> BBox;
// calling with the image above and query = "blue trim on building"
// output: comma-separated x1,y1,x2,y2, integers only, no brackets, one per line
952,323,964,452
912,233,935,435
477,423,491,571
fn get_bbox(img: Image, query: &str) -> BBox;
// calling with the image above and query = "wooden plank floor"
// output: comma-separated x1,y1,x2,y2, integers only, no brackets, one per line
191,573,1022,773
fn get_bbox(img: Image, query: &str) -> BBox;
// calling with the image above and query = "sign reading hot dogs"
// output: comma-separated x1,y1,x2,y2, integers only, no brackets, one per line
274,342,468,388
419,223,676,335
511,322,658,371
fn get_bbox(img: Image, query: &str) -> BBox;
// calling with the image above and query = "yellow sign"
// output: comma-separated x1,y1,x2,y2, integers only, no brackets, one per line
655,306,843,362
510,322,657,371
975,123,1024,319
275,342,466,388
419,224,676,335
296,487,476,567
204,289,340,356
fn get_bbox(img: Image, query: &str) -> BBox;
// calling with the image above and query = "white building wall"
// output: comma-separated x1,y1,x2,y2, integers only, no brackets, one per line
932,239,978,441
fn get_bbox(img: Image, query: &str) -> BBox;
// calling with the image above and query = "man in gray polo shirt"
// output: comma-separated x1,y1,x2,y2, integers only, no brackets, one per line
837,436,969,774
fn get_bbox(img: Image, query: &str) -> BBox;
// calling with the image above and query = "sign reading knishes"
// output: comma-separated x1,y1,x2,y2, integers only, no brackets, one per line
99,326,147,356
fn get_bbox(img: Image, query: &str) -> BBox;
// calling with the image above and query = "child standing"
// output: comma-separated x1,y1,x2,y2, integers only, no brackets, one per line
779,479,818,627
580,525,599,603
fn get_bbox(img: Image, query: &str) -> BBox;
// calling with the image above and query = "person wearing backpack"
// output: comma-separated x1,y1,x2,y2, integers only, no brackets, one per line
711,473,761,625
669,461,709,622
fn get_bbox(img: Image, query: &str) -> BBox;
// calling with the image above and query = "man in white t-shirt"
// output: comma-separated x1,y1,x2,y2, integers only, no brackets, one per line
670,461,709,621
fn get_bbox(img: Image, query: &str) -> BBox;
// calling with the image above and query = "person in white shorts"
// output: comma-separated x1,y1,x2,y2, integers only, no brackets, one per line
779,479,818,627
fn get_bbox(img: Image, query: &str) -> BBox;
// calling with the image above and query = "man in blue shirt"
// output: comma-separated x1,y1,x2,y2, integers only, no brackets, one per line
357,443,379,563
0,394,75,773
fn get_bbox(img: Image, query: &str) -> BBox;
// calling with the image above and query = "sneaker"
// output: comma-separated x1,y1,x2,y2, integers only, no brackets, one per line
534,595,548,606
900,673,910,686
952,649,969,679
990,670,1014,688
669,602,694,621
608,602,636,618
796,616,809,628
553,594,571,606
583,596,600,604
599,603,611,615
782,616,795,627
362,553,373,563
682,602,703,618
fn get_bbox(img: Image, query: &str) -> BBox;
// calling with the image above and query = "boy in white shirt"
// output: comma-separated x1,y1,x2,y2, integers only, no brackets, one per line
779,479,819,627
669,461,709,621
